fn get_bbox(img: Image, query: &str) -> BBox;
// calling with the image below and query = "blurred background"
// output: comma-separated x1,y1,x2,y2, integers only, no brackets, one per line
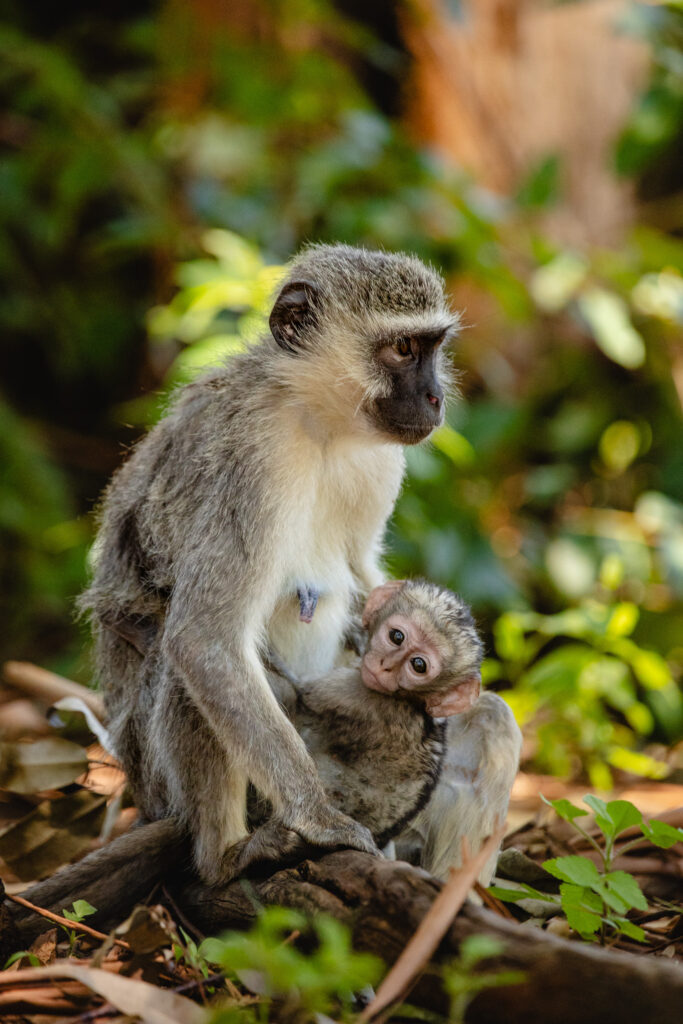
1,0,682,788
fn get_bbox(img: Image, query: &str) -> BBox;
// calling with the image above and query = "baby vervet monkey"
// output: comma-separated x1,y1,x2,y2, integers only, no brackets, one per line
230,579,521,885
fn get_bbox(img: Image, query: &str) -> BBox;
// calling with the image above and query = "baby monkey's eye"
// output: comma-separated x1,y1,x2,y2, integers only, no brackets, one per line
389,628,404,645
395,337,411,357
411,656,427,674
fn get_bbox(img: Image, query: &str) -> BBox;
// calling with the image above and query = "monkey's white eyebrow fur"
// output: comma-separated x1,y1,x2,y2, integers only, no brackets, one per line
362,310,461,340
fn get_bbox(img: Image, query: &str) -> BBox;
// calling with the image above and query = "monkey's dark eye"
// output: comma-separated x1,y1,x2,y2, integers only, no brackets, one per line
395,337,411,357
411,656,427,674
389,628,404,645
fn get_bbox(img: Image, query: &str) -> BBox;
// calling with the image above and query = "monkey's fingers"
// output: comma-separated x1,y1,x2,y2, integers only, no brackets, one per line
288,807,381,858
219,820,309,882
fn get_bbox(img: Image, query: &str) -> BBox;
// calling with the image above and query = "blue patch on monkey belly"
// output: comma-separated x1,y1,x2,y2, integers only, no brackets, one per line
297,585,319,624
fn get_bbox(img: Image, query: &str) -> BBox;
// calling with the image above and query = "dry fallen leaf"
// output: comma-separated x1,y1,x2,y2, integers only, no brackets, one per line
0,788,107,880
0,964,208,1024
28,927,57,965
0,737,87,794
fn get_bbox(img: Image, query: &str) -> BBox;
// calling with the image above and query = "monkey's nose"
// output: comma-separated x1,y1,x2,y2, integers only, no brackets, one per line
427,392,441,407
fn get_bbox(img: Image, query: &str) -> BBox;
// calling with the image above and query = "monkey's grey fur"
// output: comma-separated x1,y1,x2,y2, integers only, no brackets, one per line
79,243,459,883
404,693,521,884
251,582,519,884
271,580,481,845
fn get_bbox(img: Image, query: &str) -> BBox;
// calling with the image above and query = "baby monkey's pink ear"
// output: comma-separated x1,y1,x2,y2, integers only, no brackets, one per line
425,673,481,718
361,579,407,628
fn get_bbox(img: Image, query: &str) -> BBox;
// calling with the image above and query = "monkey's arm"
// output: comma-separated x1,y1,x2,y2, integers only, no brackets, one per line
163,554,378,878
294,668,389,728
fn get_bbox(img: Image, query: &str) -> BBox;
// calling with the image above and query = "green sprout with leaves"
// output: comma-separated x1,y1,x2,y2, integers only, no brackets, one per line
60,898,97,956
202,906,382,1022
3,949,41,969
441,935,525,1024
491,796,683,944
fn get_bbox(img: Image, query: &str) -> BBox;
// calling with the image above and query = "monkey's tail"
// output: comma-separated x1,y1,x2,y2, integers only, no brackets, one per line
8,818,191,947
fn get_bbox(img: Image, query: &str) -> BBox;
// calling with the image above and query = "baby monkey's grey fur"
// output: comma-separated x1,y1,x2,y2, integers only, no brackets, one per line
229,579,520,884
80,243,459,882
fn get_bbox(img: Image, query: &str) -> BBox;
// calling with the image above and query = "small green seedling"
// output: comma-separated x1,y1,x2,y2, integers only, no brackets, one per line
4,950,41,969
60,899,97,955
491,796,683,944
173,926,212,980
441,935,525,1024
203,906,382,1021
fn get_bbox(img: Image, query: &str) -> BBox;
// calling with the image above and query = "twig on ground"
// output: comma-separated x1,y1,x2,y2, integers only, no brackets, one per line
5,893,130,951
474,880,515,919
2,660,105,720
162,886,205,944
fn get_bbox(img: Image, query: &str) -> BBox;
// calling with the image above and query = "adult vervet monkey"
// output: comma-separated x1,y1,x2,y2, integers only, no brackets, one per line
80,243,461,883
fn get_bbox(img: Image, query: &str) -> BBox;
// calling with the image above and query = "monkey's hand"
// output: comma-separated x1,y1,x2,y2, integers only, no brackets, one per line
219,811,379,882
283,800,381,857
219,819,310,881
342,614,365,657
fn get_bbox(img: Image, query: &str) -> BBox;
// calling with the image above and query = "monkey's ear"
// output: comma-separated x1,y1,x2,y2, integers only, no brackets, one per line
425,673,481,718
269,280,319,353
361,579,407,629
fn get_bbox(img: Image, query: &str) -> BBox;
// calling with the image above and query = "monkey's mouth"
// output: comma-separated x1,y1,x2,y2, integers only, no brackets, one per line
374,419,439,445
361,663,397,694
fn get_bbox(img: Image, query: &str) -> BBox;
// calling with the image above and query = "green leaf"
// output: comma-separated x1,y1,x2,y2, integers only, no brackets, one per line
583,796,643,841
431,425,476,467
611,917,647,943
560,883,603,913
541,795,588,823
488,884,554,904
606,603,639,637
72,899,96,919
629,649,672,690
559,884,602,938
577,287,646,369
4,950,41,968
198,937,227,964
640,819,683,849
544,856,600,887
607,748,668,779
603,800,643,836
583,795,614,838
459,935,503,970
602,871,648,912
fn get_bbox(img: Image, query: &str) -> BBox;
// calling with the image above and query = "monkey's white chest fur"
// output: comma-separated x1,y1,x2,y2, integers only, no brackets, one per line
266,437,404,681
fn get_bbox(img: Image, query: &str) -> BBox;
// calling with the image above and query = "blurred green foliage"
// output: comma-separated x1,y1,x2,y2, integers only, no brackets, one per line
1,0,682,783
202,906,382,1021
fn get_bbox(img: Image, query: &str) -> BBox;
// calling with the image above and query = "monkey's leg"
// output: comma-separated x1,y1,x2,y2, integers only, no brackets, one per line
410,693,522,884
148,671,251,885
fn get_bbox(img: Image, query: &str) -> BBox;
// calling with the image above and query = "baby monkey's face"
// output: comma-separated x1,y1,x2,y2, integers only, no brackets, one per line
359,580,482,716
361,612,443,696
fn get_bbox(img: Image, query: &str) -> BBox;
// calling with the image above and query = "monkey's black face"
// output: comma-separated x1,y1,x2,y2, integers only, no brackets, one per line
369,330,446,444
